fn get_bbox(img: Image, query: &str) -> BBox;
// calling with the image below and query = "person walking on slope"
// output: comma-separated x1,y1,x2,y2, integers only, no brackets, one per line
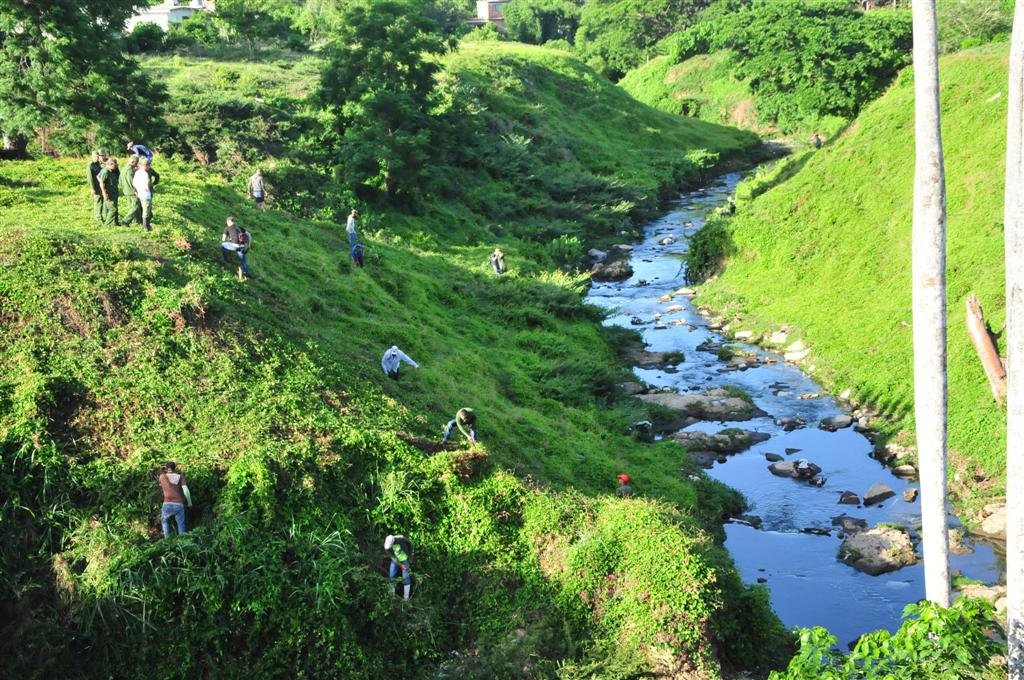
221,217,252,280
97,157,120,225
385,534,413,600
442,408,477,444
381,345,419,380
88,150,107,223
133,157,156,231
351,243,365,268
248,168,267,209
158,461,192,538
346,209,359,250
615,473,633,498
120,155,142,226
490,247,506,275
126,141,154,162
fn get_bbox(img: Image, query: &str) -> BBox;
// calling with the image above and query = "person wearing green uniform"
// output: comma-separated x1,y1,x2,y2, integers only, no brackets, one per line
119,155,141,226
97,158,120,225
385,534,413,600
87,150,107,223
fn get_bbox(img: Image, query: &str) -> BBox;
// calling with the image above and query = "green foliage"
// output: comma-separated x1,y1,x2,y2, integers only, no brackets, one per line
625,0,912,133
123,22,170,54
168,12,225,49
937,0,1013,54
320,0,450,205
0,0,168,153
574,0,711,79
772,599,1004,679
214,0,298,57
546,234,585,268
697,51,1011,502
684,215,732,283
462,22,506,42
502,0,580,45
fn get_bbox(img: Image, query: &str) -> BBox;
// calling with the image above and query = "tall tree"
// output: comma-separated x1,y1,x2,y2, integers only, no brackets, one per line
0,0,166,155
1004,1,1024,674
319,0,449,204
910,0,950,608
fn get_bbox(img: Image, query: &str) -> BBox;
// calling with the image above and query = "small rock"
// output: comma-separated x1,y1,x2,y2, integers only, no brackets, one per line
765,453,784,462
979,504,1007,539
948,529,975,556
785,447,802,455
630,316,644,325
892,465,917,478
768,330,789,345
732,514,763,529
658,236,675,246
902,488,918,502
587,248,607,262
591,259,633,282
798,392,821,400
654,322,668,330
734,330,754,339
636,279,649,286
777,417,807,432
666,304,684,313
785,349,810,362
839,526,918,575
820,415,854,432
838,491,861,505
672,287,697,297
801,527,830,536
809,476,826,487
839,389,852,401
757,577,767,584
831,514,868,533
716,455,728,464
769,459,822,480
786,340,806,352
614,244,633,251
863,483,896,506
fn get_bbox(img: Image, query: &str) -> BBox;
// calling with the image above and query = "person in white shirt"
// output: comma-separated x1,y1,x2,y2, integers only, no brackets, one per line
381,345,419,380
346,209,358,249
133,159,154,231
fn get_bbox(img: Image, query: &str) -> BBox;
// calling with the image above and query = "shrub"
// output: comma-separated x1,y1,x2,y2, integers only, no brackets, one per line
124,22,168,54
546,234,585,268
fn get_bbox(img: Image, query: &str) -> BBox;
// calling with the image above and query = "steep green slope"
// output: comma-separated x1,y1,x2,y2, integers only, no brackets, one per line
0,46,785,678
619,51,765,131
695,50,1009,506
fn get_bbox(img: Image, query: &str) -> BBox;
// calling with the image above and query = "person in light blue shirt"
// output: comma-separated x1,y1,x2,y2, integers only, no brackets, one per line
381,346,419,380
126,141,154,162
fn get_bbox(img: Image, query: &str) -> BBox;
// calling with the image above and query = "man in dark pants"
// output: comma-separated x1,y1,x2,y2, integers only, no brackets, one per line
97,158,120,225
87,150,106,223
158,461,192,538
442,408,477,444
120,155,141,226
221,216,252,280
385,534,413,600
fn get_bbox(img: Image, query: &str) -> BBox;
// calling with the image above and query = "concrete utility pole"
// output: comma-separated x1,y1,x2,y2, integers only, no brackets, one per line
910,0,950,607
1005,1,1024,675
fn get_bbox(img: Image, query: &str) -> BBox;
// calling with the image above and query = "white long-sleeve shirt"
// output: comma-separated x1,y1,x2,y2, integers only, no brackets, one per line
133,169,152,200
346,214,357,234
381,346,418,374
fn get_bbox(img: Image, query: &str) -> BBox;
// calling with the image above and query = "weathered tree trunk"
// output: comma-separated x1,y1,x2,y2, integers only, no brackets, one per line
911,0,950,608
1005,1,1024,675
1,132,29,159
965,294,1007,404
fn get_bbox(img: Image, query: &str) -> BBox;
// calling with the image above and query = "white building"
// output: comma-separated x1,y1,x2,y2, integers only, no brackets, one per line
125,1,213,32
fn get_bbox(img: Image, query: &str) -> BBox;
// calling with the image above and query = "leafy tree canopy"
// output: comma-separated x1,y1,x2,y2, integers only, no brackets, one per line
574,0,711,79
214,0,298,57
503,0,580,45
0,0,167,153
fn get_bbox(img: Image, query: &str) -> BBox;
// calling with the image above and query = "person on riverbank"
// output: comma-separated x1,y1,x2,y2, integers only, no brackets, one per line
381,346,418,380
346,209,359,250
97,158,120,225
385,534,413,600
442,408,476,444
158,461,192,538
221,217,252,280
119,155,142,226
490,247,506,275
88,150,107,223
351,243,365,268
616,473,633,498
248,168,267,209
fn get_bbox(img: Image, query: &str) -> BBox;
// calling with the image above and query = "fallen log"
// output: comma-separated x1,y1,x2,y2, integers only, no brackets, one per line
965,294,1006,405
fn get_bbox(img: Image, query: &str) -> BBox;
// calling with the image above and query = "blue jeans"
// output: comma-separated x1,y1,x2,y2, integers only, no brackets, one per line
442,420,476,443
221,244,249,276
162,502,186,537
348,231,357,249
389,559,411,586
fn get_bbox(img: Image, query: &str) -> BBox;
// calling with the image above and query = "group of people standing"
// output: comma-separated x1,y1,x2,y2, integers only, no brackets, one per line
88,143,159,231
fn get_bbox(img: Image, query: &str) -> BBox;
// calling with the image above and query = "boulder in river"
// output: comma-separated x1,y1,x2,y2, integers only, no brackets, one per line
977,504,1006,540
635,389,767,422
665,304,684,313
591,259,633,282
671,428,770,453
902,487,918,502
765,452,784,462
734,330,754,340
624,348,684,368
658,236,675,246
776,417,807,432
838,491,861,505
587,248,607,262
839,526,918,575
863,483,896,506
672,287,697,297
768,459,822,480
732,514,763,529
892,465,917,478
819,415,854,432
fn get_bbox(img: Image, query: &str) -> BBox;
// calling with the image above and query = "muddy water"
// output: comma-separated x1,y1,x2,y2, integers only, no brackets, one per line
586,172,1003,647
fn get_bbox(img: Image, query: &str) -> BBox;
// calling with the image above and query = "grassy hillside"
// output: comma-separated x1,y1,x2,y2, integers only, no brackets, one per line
0,45,787,678
619,51,764,131
694,49,1009,508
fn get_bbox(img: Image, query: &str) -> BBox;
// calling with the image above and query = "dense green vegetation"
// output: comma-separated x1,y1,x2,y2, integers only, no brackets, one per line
691,49,1010,508
0,40,792,677
620,0,912,133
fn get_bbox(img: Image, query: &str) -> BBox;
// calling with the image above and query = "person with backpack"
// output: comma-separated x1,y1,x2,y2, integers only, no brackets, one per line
490,247,506,275
351,243,365,268
381,345,419,380
384,534,413,600
158,461,192,538
97,157,120,225
442,407,477,444
87,150,107,223
221,216,252,280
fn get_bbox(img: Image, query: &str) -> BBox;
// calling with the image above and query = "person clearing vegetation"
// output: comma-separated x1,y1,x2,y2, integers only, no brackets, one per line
158,461,192,538
442,408,477,444
381,346,419,380
384,534,413,600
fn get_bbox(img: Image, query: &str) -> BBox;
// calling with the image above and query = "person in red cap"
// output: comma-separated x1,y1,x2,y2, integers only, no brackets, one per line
615,474,632,498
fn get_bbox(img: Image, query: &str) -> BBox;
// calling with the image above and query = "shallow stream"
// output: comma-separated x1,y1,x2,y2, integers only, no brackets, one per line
585,172,1004,647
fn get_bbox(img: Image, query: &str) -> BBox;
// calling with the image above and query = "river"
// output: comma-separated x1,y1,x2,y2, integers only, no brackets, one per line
585,172,1004,648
